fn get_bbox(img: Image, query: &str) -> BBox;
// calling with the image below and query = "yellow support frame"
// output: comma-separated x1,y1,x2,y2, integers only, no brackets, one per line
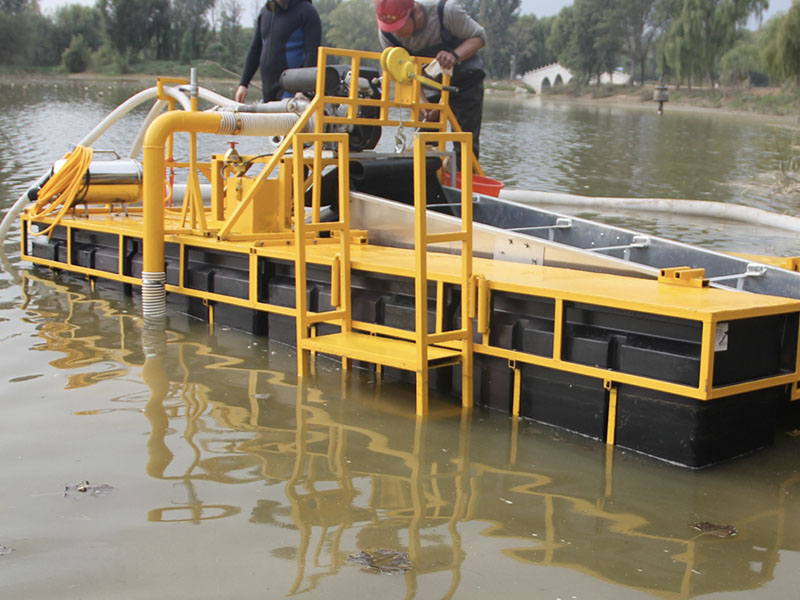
413,132,474,413
294,133,352,378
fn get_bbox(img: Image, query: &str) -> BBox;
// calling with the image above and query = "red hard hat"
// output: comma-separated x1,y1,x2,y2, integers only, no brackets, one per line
375,0,413,32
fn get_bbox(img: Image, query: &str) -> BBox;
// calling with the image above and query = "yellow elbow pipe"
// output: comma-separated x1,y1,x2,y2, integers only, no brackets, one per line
142,111,222,318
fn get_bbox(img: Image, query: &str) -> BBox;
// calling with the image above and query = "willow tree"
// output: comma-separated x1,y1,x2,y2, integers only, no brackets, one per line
763,1,800,84
667,0,768,86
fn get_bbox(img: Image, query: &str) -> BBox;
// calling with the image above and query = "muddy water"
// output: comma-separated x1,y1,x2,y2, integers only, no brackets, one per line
0,80,799,599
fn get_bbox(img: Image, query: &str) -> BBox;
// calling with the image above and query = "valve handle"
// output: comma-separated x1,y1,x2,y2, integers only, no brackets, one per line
380,47,459,93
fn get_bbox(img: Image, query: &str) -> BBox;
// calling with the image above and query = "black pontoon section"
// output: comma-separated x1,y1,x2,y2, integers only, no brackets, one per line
26,221,800,469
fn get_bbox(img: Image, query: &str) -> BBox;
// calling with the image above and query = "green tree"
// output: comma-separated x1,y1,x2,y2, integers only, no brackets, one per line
548,0,622,84
53,5,103,52
0,11,33,65
0,0,31,14
172,0,215,61
504,14,556,76
760,13,782,83
763,1,800,84
719,33,763,85
216,0,246,69
98,0,170,64
30,12,63,65
667,0,768,87
617,0,658,84
315,0,342,46
326,0,382,53
62,34,91,72
478,0,522,78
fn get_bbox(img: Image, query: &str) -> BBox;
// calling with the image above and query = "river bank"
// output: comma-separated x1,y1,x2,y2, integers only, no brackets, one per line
3,64,799,121
486,79,800,121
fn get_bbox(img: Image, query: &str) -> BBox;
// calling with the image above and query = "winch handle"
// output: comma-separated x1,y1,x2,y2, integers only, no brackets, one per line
380,47,459,93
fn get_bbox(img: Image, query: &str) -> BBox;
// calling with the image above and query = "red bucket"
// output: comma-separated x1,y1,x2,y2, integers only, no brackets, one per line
442,171,504,197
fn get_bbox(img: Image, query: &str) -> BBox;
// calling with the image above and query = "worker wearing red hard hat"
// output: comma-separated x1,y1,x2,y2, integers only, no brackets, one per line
375,0,486,163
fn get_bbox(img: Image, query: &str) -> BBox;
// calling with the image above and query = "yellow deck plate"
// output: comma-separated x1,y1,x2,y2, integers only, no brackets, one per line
265,242,800,321
25,212,800,321
303,331,461,370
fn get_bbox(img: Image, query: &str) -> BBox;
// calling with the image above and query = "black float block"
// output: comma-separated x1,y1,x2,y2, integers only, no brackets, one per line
214,303,268,336
615,384,781,468
469,354,512,412
519,365,608,440
94,247,118,273
713,313,798,385
562,331,611,368
269,313,297,345
618,341,700,387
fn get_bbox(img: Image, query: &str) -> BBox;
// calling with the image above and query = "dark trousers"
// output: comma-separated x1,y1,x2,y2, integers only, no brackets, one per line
450,81,484,162
427,81,484,168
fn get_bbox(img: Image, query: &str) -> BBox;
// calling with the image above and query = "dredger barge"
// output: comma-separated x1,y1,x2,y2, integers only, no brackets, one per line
10,47,800,468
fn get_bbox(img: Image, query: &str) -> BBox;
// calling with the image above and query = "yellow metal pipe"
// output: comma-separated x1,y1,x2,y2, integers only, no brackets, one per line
605,381,618,445
331,253,341,308
142,111,222,274
477,275,489,334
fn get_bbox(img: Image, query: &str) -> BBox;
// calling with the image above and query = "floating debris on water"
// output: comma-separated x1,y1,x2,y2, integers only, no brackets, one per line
64,480,115,499
690,521,738,537
0,545,14,557
346,549,413,574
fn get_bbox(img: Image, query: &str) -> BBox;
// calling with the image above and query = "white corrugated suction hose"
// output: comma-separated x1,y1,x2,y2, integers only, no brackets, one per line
141,271,167,320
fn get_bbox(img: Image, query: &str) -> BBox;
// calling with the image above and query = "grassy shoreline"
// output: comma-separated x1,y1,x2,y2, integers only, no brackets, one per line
486,79,800,120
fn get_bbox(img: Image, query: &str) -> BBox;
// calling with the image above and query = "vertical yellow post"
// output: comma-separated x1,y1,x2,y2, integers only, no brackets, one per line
793,318,800,401
413,134,429,415
293,135,309,378
511,361,521,416
336,135,352,371
337,137,352,335
605,380,618,445
311,141,322,224
459,136,474,409
698,318,715,395
348,56,361,119
553,298,564,361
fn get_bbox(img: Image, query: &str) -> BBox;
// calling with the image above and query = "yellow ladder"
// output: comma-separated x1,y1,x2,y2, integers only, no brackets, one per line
293,131,474,414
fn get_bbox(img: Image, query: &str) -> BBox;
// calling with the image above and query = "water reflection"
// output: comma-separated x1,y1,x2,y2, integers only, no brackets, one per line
19,271,800,599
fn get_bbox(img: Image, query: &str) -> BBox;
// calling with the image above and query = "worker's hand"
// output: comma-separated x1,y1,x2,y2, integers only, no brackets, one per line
436,49,458,71
420,108,440,122
234,85,248,103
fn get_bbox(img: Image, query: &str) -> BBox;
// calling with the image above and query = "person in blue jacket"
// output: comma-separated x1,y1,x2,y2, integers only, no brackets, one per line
235,0,322,103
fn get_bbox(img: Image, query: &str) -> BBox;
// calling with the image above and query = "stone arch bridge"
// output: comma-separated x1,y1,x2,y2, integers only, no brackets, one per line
522,63,574,94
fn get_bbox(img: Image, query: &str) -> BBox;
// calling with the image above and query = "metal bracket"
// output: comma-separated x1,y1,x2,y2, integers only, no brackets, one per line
708,263,767,289
658,266,709,288
508,217,573,233
586,234,651,256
